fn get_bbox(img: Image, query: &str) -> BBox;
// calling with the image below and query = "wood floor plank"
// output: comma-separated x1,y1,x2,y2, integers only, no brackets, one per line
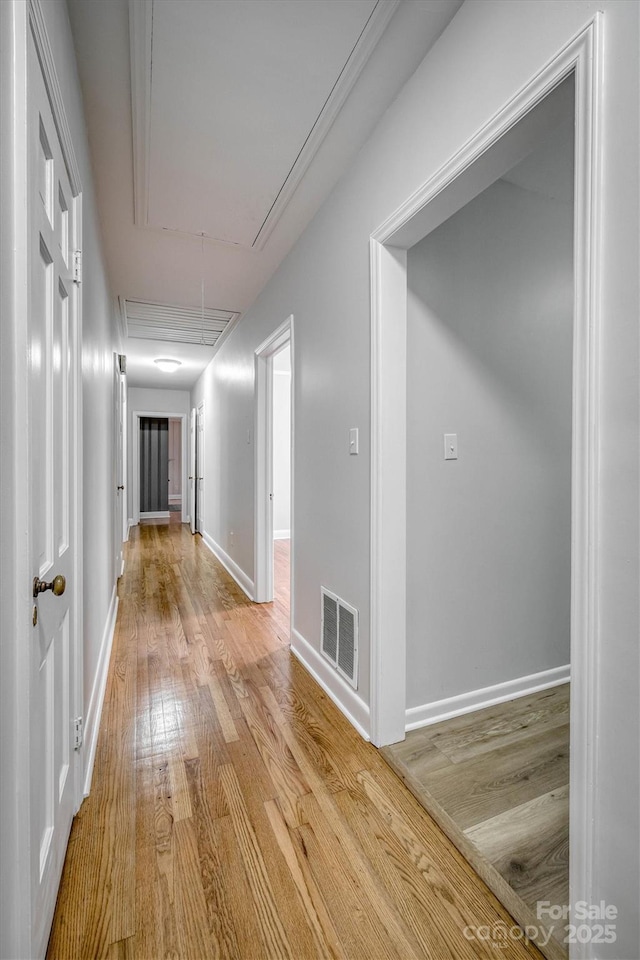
173,817,221,960
207,670,240,743
264,798,347,960
466,785,570,908
219,763,294,959
239,684,311,827
131,757,163,960
423,685,570,764
424,724,569,829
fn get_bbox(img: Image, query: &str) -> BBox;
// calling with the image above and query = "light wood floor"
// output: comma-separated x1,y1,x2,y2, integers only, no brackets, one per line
47,522,544,959
273,538,290,632
383,687,570,960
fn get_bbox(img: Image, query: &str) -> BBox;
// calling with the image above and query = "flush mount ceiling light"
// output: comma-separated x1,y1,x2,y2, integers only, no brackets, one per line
154,358,182,373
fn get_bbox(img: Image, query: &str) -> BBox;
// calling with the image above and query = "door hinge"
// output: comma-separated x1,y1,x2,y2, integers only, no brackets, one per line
74,716,83,750
73,250,82,284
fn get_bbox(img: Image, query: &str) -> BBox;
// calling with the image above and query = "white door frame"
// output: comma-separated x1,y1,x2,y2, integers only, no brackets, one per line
195,400,205,534
132,410,188,525
1,2,84,957
370,16,602,945
113,355,125,577
189,407,196,534
254,316,294,608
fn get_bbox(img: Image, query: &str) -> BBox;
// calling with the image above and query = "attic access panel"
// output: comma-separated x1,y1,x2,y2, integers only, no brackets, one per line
123,297,240,347
133,0,389,247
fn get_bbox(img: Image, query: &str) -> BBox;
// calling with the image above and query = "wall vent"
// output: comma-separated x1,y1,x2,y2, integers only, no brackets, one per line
321,588,358,689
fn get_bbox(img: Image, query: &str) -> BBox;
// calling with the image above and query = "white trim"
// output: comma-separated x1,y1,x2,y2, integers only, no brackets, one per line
139,510,170,519
406,666,570,731
82,587,119,796
2,5,32,955
291,629,370,741
125,518,134,541
195,400,205,534
254,316,294,606
201,531,255,601
369,18,603,953
273,529,291,541
132,410,188,525
568,18,603,944
189,407,196,535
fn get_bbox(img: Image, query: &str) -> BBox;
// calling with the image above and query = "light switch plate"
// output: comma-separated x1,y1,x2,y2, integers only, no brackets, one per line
444,433,458,460
349,428,359,455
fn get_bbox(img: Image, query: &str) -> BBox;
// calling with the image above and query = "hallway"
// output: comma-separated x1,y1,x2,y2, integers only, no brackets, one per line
47,522,543,959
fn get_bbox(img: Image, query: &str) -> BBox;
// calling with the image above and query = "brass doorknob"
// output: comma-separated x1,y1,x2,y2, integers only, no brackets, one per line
33,574,66,598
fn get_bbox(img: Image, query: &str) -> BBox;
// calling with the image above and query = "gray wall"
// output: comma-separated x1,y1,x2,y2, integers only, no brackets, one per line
191,1,639,949
406,178,573,708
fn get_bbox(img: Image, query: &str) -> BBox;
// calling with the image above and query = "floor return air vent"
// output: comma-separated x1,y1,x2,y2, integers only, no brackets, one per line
321,588,358,689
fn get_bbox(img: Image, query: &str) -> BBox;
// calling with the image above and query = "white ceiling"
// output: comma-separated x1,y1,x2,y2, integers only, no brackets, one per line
143,0,379,247
124,338,217,390
66,0,463,388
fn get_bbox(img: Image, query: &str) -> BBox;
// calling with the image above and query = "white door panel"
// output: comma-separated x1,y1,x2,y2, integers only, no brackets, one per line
28,33,78,956
196,402,205,534
189,407,197,535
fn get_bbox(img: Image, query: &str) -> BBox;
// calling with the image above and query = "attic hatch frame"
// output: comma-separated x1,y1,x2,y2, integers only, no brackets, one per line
369,13,602,942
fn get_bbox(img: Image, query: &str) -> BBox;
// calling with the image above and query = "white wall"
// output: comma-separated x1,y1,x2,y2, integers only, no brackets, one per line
406,178,573,708
127,386,190,520
273,346,291,538
191,1,638,949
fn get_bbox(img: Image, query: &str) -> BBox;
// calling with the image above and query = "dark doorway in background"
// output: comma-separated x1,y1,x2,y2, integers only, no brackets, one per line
140,416,169,516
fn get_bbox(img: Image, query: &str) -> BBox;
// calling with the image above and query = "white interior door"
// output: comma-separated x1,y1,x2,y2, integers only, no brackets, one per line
196,402,205,534
28,33,80,957
114,356,124,577
189,407,196,534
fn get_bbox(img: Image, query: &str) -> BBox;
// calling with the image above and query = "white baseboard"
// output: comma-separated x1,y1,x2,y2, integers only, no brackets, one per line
274,529,291,540
201,530,255,601
291,628,370,741
140,510,169,519
83,585,119,796
406,664,570,731
125,518,133,541
168,495,181,503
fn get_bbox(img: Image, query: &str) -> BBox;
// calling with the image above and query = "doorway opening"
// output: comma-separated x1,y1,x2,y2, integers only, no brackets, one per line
254,317,294,635
272,343,292,629
168,417,183,520
189,401,205,536
132,410,188,526
370,19,602,960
